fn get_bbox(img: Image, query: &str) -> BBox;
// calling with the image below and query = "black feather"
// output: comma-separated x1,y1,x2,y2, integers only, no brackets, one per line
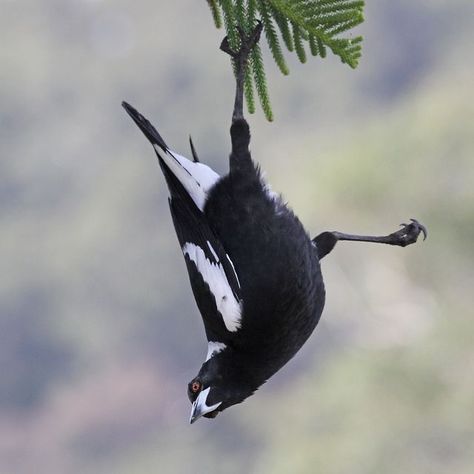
122,101,167,151
123,102,326,421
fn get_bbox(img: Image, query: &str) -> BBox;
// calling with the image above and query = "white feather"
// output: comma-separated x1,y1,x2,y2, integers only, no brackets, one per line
225,254,241,288
154,145,219,211
183,243,242,332
207,241,220,262
206,341,227,361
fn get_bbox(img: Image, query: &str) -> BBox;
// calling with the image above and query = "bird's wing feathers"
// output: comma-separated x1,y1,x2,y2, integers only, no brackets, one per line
157,149,219,211
169,192,243,341
122,102,242,341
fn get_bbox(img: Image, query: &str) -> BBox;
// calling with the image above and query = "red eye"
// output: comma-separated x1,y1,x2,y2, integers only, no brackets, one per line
191,381,201,393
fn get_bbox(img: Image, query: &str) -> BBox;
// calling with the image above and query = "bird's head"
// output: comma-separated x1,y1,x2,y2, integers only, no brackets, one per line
187,351,256,424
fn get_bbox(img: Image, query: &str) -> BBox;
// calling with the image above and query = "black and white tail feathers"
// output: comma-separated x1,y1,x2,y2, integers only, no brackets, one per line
122,101,168,151
122,101,220,211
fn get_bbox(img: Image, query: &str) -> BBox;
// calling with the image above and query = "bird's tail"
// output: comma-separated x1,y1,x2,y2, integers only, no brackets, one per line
122,101,220,211
122,101,168,152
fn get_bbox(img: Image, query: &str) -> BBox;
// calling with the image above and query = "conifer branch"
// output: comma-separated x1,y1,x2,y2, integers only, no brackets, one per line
251,44,273,121
209,0,365,121
245,0,259,113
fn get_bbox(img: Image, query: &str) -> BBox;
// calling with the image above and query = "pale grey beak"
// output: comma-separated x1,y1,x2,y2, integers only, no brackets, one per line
189,387,222,424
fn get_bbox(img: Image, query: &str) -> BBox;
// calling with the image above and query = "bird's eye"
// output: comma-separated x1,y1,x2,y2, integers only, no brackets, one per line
187,380,202,402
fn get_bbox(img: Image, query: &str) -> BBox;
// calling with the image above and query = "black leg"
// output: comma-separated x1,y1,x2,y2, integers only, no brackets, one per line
220,22,263,123
220,22,262,171
313,219,427,260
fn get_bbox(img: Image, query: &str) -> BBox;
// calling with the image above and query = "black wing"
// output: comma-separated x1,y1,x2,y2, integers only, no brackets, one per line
165,166,243,343
122,101,242,342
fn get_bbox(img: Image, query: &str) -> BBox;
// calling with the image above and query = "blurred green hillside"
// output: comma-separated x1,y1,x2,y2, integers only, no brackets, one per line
0,1,473,473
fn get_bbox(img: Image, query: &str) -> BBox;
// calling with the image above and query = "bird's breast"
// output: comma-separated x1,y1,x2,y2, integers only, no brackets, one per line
204,171,326,361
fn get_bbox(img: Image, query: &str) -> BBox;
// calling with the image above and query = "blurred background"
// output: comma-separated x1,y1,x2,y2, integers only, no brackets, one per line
1,1,473,473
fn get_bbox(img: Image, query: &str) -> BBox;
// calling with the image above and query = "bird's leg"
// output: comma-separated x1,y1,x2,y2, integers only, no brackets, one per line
220,22,263,123
313,219,428,260
220,22,262,170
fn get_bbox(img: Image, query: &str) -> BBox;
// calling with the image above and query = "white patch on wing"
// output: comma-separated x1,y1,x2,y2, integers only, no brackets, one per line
206,341,227,361
226,254,241,288
183,242,242,332
153,145,220,210
207,241,219,262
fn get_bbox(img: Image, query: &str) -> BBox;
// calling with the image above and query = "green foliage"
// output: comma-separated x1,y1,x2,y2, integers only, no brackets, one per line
207,0,365,120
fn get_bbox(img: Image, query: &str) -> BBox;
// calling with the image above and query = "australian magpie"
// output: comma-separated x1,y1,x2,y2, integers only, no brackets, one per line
122,24,426,424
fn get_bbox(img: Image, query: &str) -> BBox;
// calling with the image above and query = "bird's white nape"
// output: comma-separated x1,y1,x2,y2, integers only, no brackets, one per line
183,243,242,332
206,341,227,361
153,145,220,211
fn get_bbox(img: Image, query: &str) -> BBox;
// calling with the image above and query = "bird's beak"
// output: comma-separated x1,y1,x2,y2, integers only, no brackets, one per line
189,387,222,424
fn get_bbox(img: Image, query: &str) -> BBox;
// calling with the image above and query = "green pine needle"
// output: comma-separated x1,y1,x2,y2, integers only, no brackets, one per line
244,64,256,114
235,0,247,27
207,0,222,28
292,21,307,63
219,0,240,50
207,0,365,121
270,6,294,52
251,44,274,121
309,34,319,56
259,0,289,75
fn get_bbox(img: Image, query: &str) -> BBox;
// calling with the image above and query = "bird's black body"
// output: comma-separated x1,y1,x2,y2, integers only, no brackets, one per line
203,120,325,380
122,97,426,423
123,103,326,421
122,16,425,424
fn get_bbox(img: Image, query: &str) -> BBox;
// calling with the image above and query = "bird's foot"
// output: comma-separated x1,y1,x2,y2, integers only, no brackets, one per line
220,22,262,124
314,218,427,259
390,219,428,247
220,21,263,64
220,22,262,122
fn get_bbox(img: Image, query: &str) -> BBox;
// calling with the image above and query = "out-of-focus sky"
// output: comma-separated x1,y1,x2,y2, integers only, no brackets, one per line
1,1,473,473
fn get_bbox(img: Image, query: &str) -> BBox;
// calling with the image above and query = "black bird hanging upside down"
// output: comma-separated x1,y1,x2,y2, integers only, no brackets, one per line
122,24,426,424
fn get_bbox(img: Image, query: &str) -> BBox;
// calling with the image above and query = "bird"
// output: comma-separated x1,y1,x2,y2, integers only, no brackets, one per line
122,24,426,424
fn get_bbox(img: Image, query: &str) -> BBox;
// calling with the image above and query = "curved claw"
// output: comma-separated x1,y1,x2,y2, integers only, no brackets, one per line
220,36,236,57
398,218,427,245
248,20,263,46
410,218,428,240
